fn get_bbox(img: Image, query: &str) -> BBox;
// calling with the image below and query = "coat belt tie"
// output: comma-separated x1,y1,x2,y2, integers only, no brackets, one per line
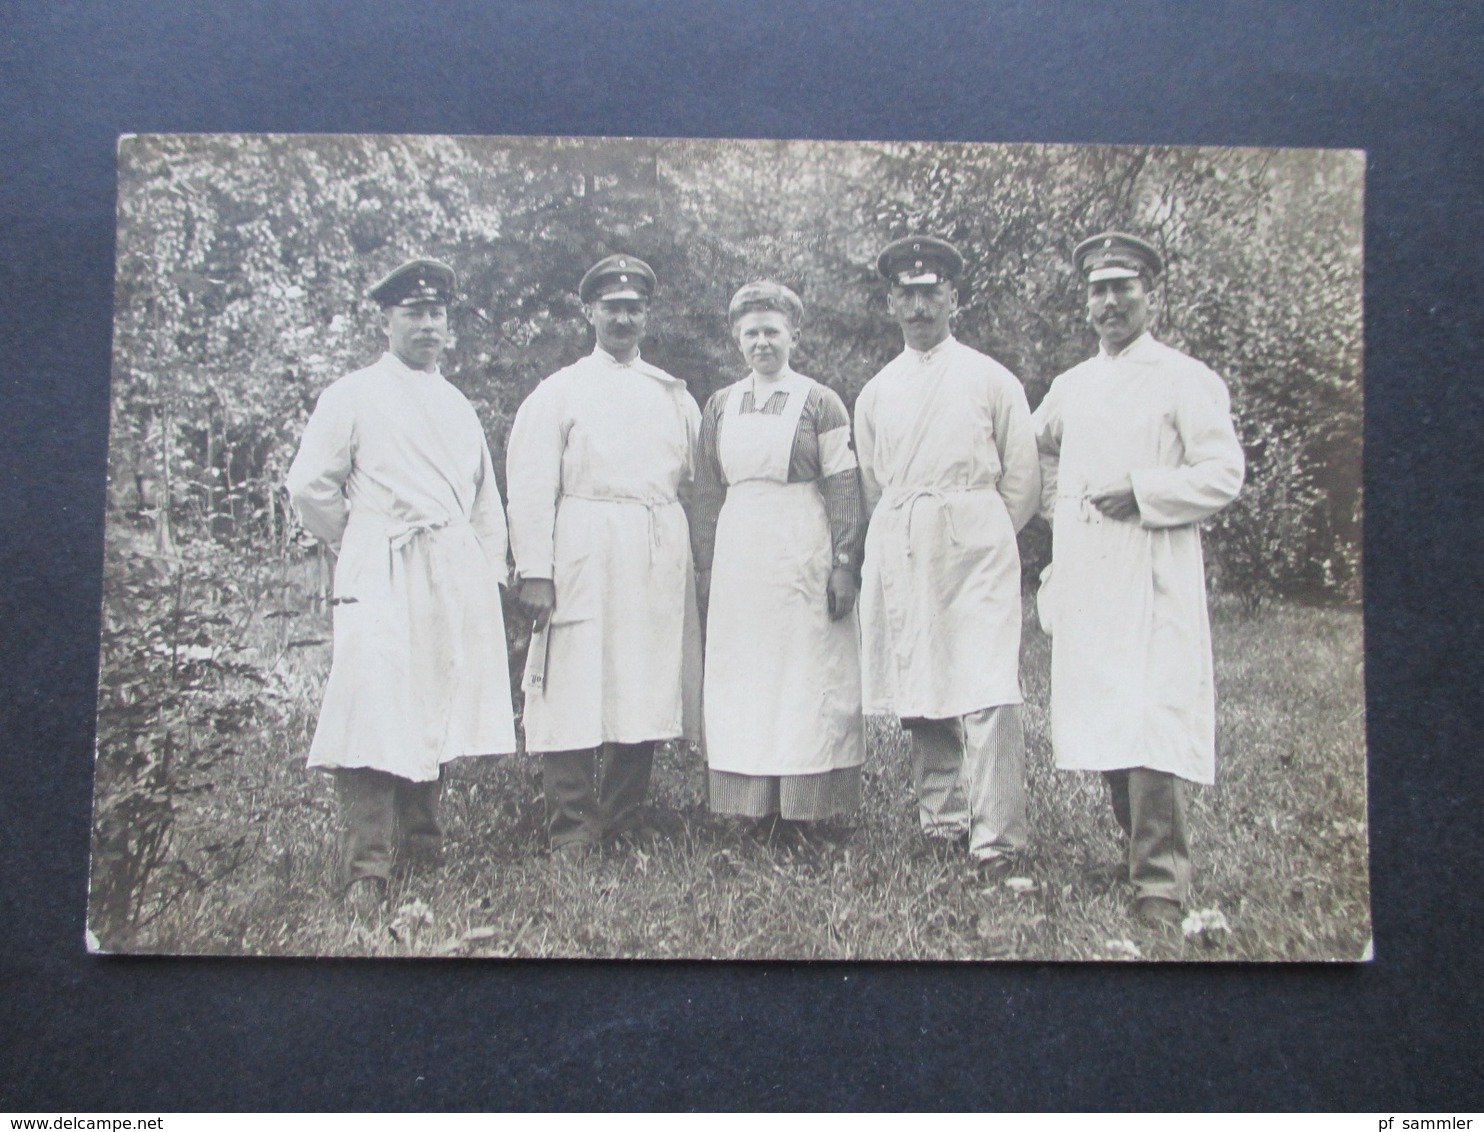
883,484,992,556
564,492,676,557
1057,488,1101,523
386,516,461,552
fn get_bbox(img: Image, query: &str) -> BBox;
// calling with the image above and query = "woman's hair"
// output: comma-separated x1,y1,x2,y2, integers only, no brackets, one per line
727,280,804,331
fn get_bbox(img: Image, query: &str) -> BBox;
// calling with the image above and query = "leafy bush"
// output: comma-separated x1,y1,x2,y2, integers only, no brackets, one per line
89,532,301,949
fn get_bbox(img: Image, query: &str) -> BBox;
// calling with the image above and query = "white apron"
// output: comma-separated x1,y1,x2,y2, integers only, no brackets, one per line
704,372,865,777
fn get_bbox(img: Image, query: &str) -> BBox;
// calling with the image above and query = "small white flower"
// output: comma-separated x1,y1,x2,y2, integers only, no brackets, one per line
1181,908,1232,938
393,899,434,930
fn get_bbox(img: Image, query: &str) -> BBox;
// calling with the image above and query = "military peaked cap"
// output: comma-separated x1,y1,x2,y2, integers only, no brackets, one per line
579,254,657,303
368,258,457,307
876,236,965,286
1074,232,1163,283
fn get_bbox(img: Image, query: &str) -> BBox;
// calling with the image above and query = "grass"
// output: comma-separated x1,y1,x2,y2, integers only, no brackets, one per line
90,553,1370,963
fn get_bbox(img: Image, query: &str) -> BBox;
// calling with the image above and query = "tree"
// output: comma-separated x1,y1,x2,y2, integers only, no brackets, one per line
107,134,1362,595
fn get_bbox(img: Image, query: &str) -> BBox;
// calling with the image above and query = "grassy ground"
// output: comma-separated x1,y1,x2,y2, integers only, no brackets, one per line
91,555,1370,963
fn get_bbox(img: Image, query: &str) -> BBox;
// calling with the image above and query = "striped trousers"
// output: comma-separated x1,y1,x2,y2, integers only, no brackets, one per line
904,704,1027,861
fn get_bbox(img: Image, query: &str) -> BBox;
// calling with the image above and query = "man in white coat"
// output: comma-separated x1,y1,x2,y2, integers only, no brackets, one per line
1032,231,1245,927
286,259,517,916
855,237,1041,874
506,254,702,855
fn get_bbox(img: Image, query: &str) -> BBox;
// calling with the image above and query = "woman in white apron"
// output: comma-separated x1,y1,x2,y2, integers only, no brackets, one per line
690,281,866,828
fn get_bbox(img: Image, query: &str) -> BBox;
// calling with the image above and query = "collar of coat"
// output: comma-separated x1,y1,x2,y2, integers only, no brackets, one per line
590,346,687,388
1097,331,1158,362
903,335,958,366
381,351,444,379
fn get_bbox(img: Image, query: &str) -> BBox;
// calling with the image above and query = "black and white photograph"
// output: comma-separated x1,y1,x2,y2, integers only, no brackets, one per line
88,132,1367,962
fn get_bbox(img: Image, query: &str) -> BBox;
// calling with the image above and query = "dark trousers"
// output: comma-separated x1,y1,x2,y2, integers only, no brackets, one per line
541,742,655,848
1104,768,1190,904
334,767,443,886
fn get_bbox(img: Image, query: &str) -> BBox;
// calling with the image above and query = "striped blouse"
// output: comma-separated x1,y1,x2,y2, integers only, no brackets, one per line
690,377,864,573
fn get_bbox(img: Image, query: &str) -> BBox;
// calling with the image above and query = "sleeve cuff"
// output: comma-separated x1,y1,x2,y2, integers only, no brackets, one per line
1130,468,1185,528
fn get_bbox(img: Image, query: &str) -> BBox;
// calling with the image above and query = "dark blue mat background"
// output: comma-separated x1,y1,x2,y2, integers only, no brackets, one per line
2,0,1480,1110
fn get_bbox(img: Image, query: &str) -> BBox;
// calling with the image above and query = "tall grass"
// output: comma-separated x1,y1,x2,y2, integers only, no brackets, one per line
90,547,1369,962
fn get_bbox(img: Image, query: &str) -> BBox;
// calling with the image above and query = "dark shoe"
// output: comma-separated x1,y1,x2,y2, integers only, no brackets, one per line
397,838,446,874
912,831,971,861
606,821,665,853
770,819,828,860
801,820,857,847
1083,860,1129,886
344,877,387,921
787,820,855,850
550,838,598,860
746,815,786,843
746,815,810,845
1134,896,1183,929
971,853,1018,882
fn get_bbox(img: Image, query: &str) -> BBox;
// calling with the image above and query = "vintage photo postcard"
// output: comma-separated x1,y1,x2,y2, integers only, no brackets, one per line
88,133,1367,961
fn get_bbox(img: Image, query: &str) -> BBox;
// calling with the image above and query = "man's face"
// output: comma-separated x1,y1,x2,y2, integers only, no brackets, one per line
887,281,957,351
382,302,448,371
1086,276,1152,354
584,296,649,357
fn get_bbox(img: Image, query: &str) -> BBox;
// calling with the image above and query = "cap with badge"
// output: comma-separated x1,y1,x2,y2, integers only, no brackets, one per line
876,236,965,287
1074,232,1163,283
368,258,457,307
579,254,657,303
